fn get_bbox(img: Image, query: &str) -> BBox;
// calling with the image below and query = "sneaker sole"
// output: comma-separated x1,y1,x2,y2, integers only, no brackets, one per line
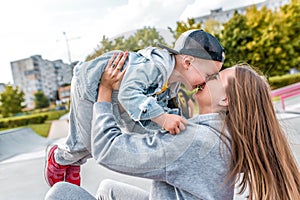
44,144,58,187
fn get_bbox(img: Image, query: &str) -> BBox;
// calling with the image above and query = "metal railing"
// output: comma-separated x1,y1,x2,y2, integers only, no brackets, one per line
271,82,300,110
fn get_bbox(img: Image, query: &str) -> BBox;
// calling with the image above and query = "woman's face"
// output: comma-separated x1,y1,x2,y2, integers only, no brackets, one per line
193,67,235,114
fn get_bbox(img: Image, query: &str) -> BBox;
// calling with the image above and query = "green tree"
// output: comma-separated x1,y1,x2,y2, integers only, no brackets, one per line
245,6,287,76
86,27,166,61
168,18,202,41
126,27,166,51
204,17,222,35
280,0,300,72
34,91,50,109
0,85,25,117
220,11,250,68
221,2,299,76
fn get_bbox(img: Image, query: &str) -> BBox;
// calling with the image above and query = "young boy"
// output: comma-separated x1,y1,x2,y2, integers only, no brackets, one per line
44,29,225,186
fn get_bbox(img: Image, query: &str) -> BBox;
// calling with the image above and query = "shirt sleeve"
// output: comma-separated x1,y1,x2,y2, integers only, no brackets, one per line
91,102,168,181
118,62,165,121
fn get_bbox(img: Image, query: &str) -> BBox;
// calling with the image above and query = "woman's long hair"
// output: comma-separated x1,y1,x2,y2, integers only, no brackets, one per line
225,64,300,199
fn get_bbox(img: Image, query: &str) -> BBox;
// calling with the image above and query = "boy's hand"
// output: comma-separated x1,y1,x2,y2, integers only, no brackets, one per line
152,113,188,135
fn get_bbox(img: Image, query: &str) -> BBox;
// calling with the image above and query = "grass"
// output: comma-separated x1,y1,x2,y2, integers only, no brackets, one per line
27,123,52,137
272,96,280,102
0,123,52,137
0,110,68,137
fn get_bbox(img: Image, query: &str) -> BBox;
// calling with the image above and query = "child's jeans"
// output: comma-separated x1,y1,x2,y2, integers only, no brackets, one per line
55,72,145,166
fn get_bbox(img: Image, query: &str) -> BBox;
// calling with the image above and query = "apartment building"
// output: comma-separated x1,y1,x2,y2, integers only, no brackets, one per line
0,83,5,94
11,55,74,109
195,0,290,26
57,84,71,104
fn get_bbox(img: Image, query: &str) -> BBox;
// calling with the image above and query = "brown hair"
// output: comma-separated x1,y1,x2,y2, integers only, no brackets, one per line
224,64,300,199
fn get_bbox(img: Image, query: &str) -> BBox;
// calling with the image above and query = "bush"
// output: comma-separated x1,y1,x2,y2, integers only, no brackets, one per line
42,110,68,121
0,110,68,129
0,114,48,129
268,73,300,89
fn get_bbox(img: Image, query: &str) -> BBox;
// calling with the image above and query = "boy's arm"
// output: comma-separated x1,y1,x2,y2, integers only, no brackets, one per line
151,113,187,135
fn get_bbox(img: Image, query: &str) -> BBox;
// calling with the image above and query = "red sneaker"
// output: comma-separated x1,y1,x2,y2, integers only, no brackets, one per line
65,165,81,186
44,145,69,187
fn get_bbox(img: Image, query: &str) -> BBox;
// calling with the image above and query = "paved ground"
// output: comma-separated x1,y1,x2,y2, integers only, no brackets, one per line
0,97,299,200
47,119,69,139
0,127,52,162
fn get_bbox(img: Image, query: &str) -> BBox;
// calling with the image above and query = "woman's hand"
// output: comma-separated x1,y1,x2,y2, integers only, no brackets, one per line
101,51,128,90
97,51,128,102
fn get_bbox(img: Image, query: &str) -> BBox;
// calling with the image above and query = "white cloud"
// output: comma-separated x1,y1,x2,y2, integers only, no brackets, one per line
91,0,193,37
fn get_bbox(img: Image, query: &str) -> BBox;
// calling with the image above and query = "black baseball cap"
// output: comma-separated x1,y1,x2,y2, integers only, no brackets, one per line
157,29,225,62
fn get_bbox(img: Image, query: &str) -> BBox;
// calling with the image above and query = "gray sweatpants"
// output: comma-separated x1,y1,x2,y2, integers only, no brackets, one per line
45,179,149,200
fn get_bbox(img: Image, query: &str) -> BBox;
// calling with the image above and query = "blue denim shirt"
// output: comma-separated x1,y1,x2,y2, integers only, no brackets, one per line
74,47,180,131
92,102,235,200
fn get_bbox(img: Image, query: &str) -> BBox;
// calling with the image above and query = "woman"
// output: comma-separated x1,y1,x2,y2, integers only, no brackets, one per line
45,58,300,199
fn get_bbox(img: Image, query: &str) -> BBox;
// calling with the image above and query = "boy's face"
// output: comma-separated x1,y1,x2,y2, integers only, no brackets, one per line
183,58,222,91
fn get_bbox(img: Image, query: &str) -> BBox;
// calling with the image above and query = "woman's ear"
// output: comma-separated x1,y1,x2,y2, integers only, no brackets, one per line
218,97,229,107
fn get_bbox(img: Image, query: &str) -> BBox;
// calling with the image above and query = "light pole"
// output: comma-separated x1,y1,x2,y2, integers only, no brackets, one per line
63,32,71,63
62,32,81,64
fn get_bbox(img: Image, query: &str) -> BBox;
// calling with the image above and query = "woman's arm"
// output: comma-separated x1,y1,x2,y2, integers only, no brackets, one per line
92,102,167,179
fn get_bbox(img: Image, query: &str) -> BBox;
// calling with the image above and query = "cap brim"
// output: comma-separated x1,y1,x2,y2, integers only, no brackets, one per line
157,43,179,54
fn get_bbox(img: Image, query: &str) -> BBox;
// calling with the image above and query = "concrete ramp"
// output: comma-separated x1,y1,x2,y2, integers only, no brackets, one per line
0,127,52,162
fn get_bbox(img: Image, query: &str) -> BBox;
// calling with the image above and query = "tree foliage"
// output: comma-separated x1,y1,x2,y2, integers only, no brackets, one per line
203,17,222,36
0,85,25,117
280,0,300,71
34,91,50,109
221,1,299,76
86,27,166,61
168,18,202,41
219,11,250,67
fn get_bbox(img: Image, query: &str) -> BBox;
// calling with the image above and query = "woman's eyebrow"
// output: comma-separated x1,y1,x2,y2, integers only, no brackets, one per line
205,72,219,82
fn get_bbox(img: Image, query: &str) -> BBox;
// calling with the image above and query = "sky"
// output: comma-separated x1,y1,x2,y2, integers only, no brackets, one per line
0,0,263,84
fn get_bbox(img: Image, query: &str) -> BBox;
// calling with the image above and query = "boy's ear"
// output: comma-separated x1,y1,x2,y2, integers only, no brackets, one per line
218,97,229,107
183,60,189,70
183,56,193,70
